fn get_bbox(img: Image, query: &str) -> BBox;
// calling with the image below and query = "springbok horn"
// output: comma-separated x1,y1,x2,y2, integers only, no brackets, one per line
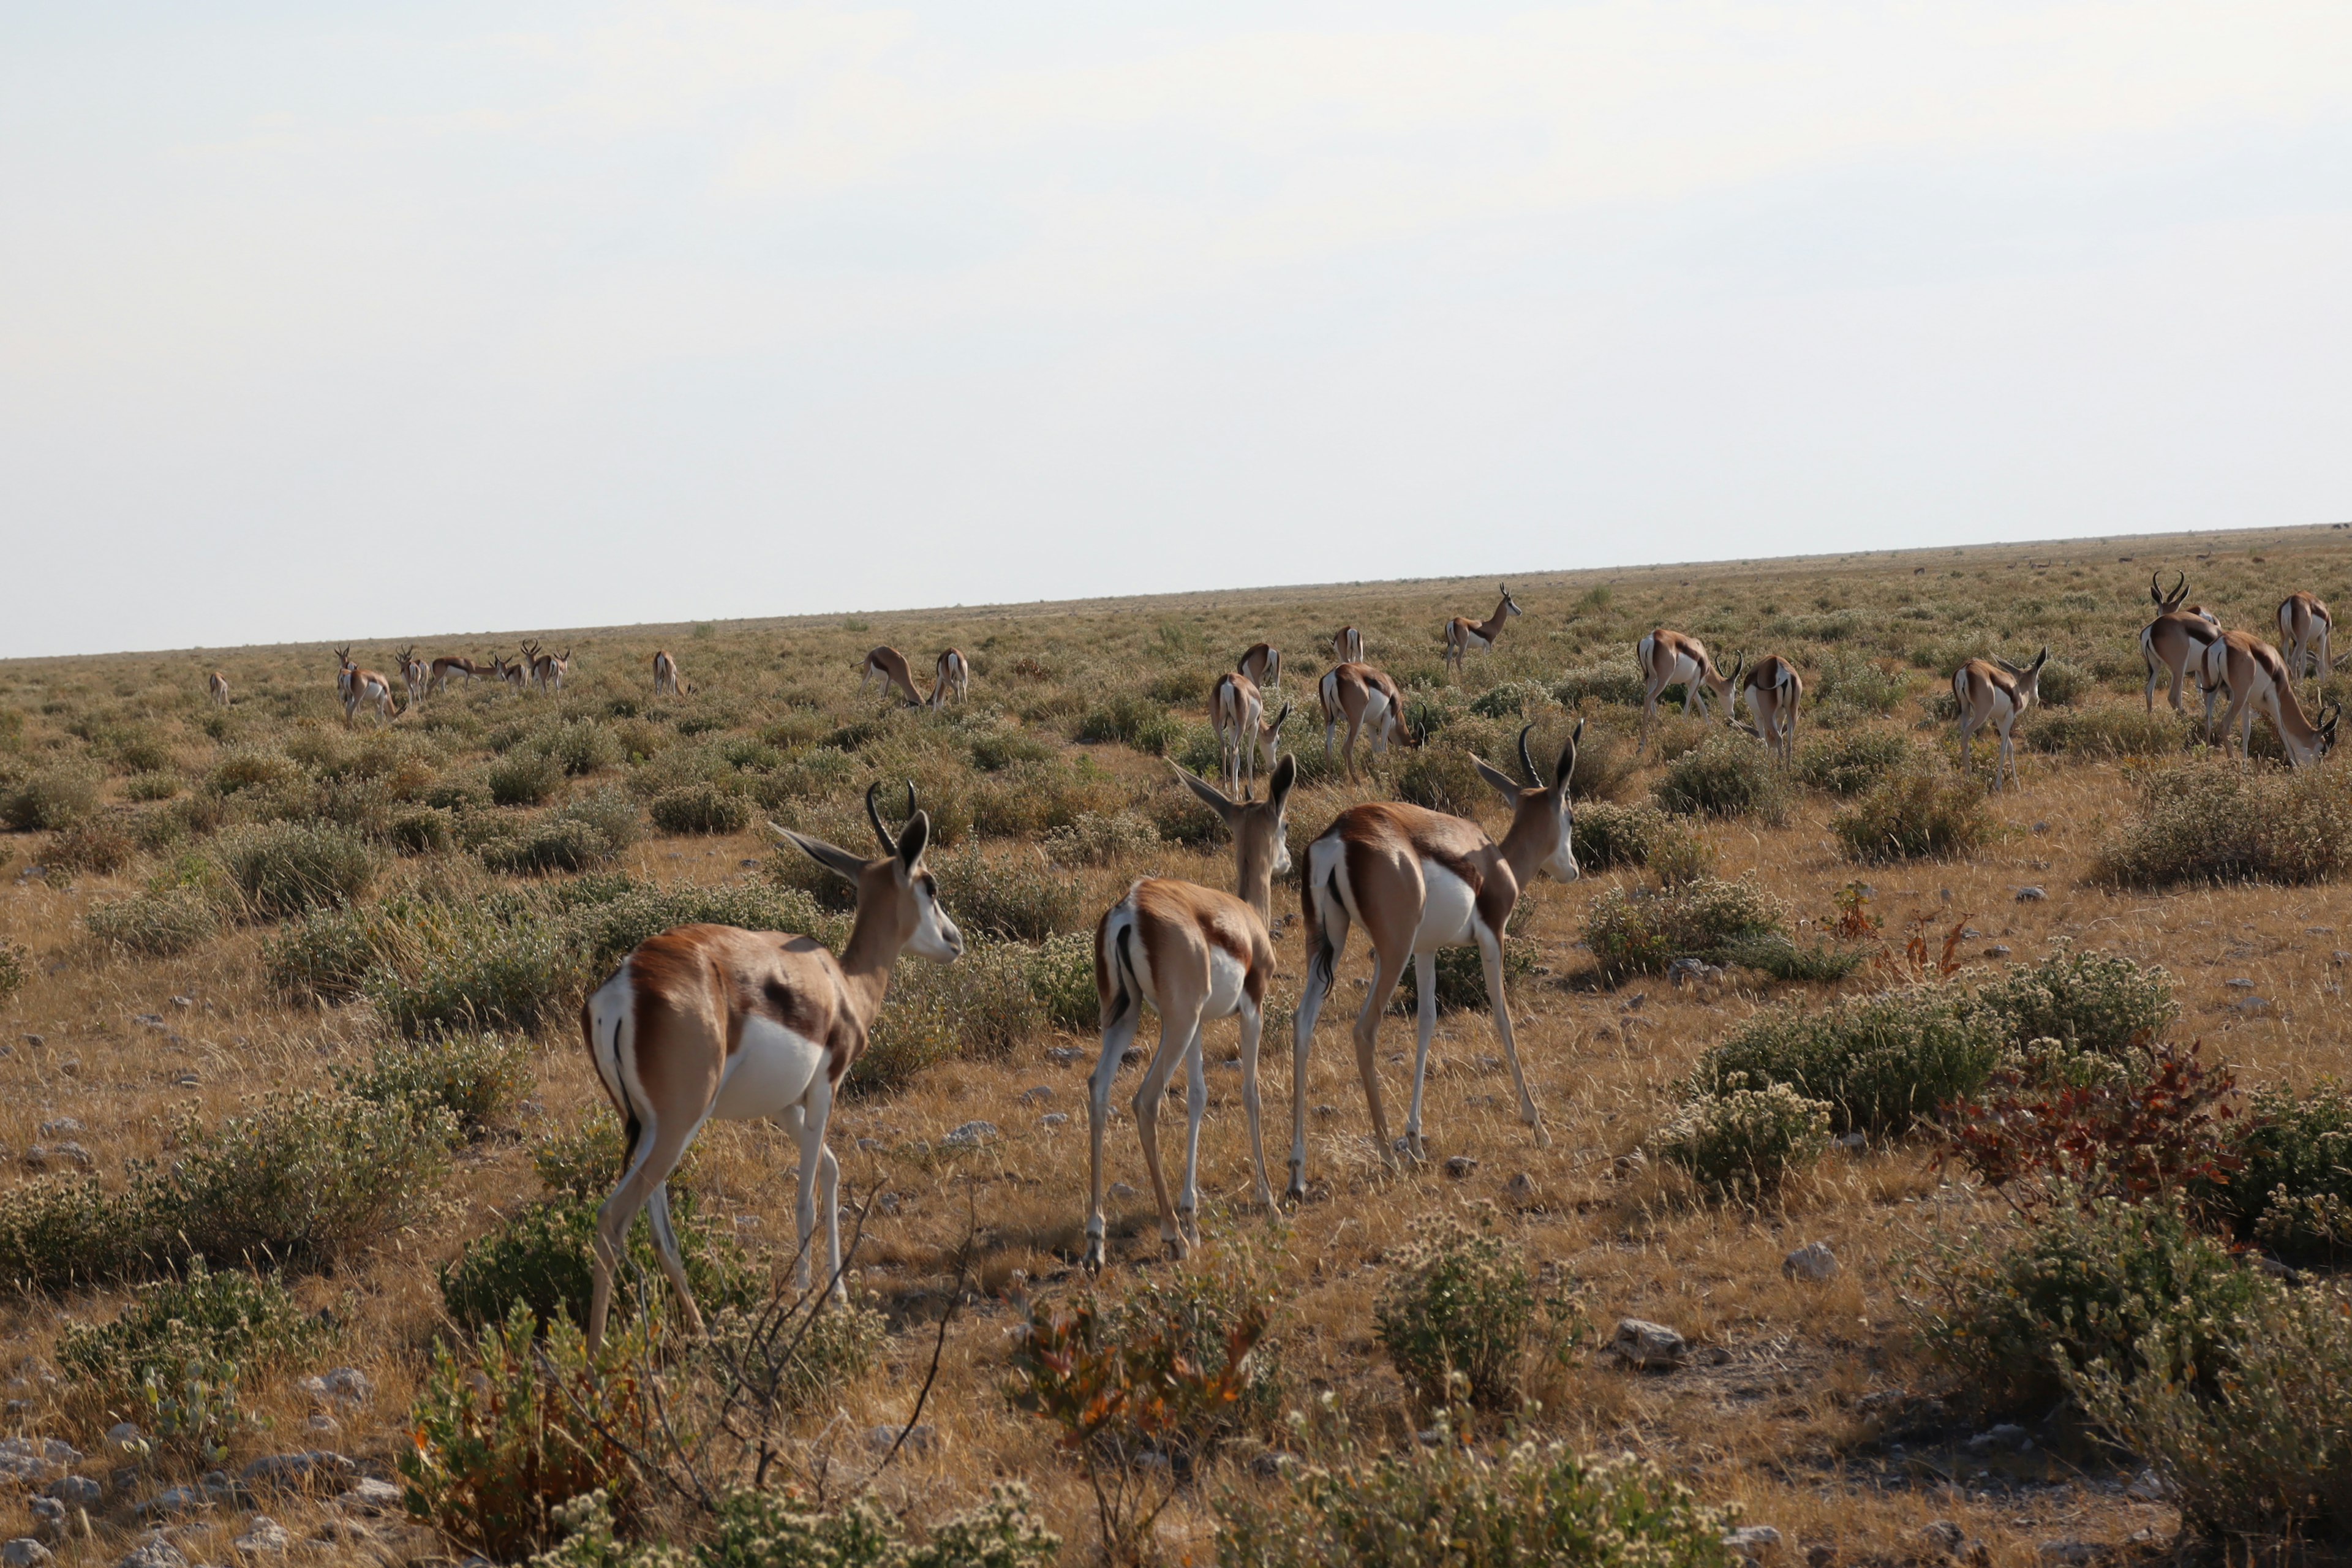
865,782,899,856
1517,725,1538,786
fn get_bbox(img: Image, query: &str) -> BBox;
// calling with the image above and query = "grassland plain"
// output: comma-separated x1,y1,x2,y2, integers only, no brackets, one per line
3,522,2352,1565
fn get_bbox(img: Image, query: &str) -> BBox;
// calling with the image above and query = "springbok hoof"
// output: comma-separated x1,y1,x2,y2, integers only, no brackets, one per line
1162,1233,1191,1262
1080,1242,1105,1274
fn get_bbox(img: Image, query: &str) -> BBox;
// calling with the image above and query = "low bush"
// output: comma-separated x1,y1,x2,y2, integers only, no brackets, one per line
2025,706,2192,758
208,745,301,797
533,1483,1060,1568
1392,745,1486,816
1809,648,1910,718
1650,1077,1831,1200
859,941,1050,1091
2209,1080,2352,1265
438,1189,759,1332
933,849,1085,941
336,1033,536,1139
0,939,24,1001
486,748,562,807
1717,931,1869,983
1025,931,1099,1032
1691,983,1999,1136
1830,766,1989,862
537,720,624,777
1374,1212,1534,1409
1,765,99,831
969,759,1120,838
1042,810,1161,867
1940,1042,2237,1211
86,888,225,956
214,821,375,918
480,792,639,875
1975,943,2176,1057
1567,801,1672,871
1393,938,1537,1014
650,781,753,836
1093,1252,1287,1452
2094,756,2352,888
1652,735,1789,823
1552,657,1647,709
121,770,181,802
364,912,585,1038
1582,875,1785,978
58,1256,328,1400
388,805,455,854
1074,693,1170,747
45,815,136,874
1795,730,1914,795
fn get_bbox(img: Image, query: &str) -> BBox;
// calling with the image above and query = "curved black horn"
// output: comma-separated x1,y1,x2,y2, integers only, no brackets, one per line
865,782,899,856
1517,725,1539,786
2149,570,2164,608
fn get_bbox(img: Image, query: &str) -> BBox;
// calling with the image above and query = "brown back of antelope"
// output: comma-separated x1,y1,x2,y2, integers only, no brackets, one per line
861,646,923,706
1316,660,1416,778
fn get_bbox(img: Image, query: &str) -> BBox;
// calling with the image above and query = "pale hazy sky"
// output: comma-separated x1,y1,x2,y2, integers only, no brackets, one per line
5,4,2350,658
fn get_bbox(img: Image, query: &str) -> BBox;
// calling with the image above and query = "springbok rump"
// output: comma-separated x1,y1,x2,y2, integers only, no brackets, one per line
929,649,969,709
1635,630,1738,756
1289,723,1581,1194
1738,654,1803,761
2278,592,2334,680
1953,649,2046,792
578,785,963,1354
1238,643,1281,693
1084,756,1295,1272
1316,661,1417,780
1332,626,1364,665
1442,585,1522,677
208,672,229,707
652,649,688,697
2204,630,2339,769
2140,572,2222,728
1210,671,1289,798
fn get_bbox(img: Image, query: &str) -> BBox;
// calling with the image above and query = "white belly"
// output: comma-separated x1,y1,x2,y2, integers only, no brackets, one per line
1204,944,1247,1017
1413,862,1480,953
1668,653,1702,687
711,1016,826,1121
1461,630,1491,652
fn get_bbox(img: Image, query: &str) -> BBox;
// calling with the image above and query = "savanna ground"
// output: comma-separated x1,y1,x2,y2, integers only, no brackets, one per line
3,522,2351,1566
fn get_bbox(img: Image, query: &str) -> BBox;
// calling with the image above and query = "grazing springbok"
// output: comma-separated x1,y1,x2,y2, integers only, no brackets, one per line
2278,592,2334,680
1953,649,2047,792
1317,661,1419,780
396,647,427,709
578,784,964,1355
929,648,969,709
1333,626,1364,665
208,672,229,708
1635,630,1739,756
494,652,530,690
859,646,925,707
1210,671,1289,797
429,654,486,695
1738,654,1804,761
1238,643,1281,693
2141,572,2223,728
1289,723,1581,1192
1443,586,1522,677
2204,630,2340,768
1085,755,1295,1272
336,649,399,726
652,649,688,697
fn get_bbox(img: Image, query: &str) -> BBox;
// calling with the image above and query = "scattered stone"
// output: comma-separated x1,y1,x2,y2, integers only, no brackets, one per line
1608,1319,1687,1370
20,1038,40,1050
1108,1182,1139,1200
1017,1085,1053,1106
333,1478,402,1515
133,1014,165,1029
1782,1242,1838,1283
942,1121,999,1148
305,1415,338,1435
2015,886,2046,902
1,1539,51,1567
34,1119,78,1138
1807,1548,1835,1568
116,1534,189,1568
137,1485,209,1518
1964,1422,2031,1454
1248,1452,1299,1479
170,996,193,1009
864,1423,943,1456
2225,976,2255,989
1836,1131,1867,1152
0,1439,70,1483
2258,1255,2295,1278
1313,1104,1340,1119
1921,1523,1966,1551
1504,1172,1541,1208
1443,1156,1479,1180
171,1073,199,1088
1855,1388,1907,1415
239,1451,354,1493
318,1368,370,1408
24,1499,62,1539
106,1423,145,1455
856,1137,881,1152
1040,1113,1069,1128
42,1476,100,1509
1985,945,2011,958
1724,1526,1783,1555
1668,957,1724,989
27,1144,93,1172
2125,1468,2169,1501
1047,1047,1083,1067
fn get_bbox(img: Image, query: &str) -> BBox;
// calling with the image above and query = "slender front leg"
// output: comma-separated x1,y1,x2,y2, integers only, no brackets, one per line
1404,951,1438,1161
1237,998,1273,1208
1085,1002,1143,1272
1177,1017,1210,1247
1479,925,1548,1147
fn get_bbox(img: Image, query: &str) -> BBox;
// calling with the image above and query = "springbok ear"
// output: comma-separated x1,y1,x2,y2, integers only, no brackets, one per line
1472,755,1525,804
1171,763,1240,823
897,810,930,872
770,822,869,885
2032,647,2049,672
1267,752,1298,809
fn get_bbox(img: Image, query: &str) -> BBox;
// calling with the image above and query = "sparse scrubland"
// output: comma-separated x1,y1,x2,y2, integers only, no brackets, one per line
6,526,2352,1563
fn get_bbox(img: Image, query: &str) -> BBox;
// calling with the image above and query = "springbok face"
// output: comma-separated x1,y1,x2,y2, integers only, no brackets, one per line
1476,723,1583,883
1500,584,1522,619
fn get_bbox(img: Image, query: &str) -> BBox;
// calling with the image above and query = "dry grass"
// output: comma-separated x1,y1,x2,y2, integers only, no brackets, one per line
3,524,2351,1562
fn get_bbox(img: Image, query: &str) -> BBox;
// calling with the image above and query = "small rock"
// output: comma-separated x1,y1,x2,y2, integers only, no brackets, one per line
1040,1112,1069,1128
877,1193,901,1215
1855,1388,1907,1415
865,1423,943,1456
2125,1468,2169,1501
942,1120,1000,1148
738,858,760,869
1668,957,1724,988
1017,1085,1053,1106
1109,1182,1139,1200
1504,1172,1541,1208
43,1476,100,1509
2258,1256,2295,1278
171,1073,199,1088
332,1477,402,1515
199,1470,234,1499
118,1540,190,1568
1985,945,2011,958
1313,1103,1340,1119
239,1451,355,1493
2032,821,2049,834
2225,976,2255,989
1609,1318,1687,1370
1724,1526,1783,1554
2,1539,53,1568
1413,1428,1443,1447
2015,886,2046,902
2334,951,2351,965
1965,1422,2030,1454
106,1423,145,1455
1922,1522,1966,1551
1782,1242,1838,1283
23,1145,92,1172
1443,1156,1479,1180
305,1415,338,1434
34,1118,78,1138
20,1037,40,1050
856,1137,881,1151
134,1014,165,1029
1836,1131,1867,1152
1046,1046,1083,1066
24,1499,62,1539
2037,1545,2105,1565
138,1485,210,1518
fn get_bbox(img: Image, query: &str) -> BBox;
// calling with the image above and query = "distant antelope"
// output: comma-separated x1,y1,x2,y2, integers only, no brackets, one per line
333,646,356,706
1289,723,1580,1189
1953,648,2047,791
396,646,426,709
1317,661,1419,780
859,646,924,707
1442,585,1522,677
2278,592,2334,680
1738,654,1803,762
1085,755,1295,1272
652,649,688,697
2204,630,2340,768
1238,643,1281,692
578,785,963,1355
929,649,969,709
494,651,530,690
1635,630,1740,756
1210,671,1289,797
336,648,399,726
429,655,486,695
2140,572,2223,729
208,672,229,708
533,646,571,695
1333,626,1364,664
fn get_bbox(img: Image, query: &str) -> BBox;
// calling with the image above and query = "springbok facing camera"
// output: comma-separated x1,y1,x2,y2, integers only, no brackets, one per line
208,672,228,708
1442,585,1522,677
859,646,925,707
396,647,426,709
929,648,969,708
1210,671,1289,797
1635,630,1739,756
334,647,398,726
652,649,688,697
1238,643,1281,693
1317,661,1418,780
1738,654,1803,762
2204,630,2340,769
2278,592,2334,680
1289,723,1581,1194
578,785,963,1355
1953,648,2046,792
1084,755,1295,1272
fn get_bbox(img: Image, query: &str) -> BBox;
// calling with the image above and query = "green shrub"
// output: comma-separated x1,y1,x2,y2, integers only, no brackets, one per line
1073,693,1168,747
2025,706,2191,758
121,770,180,802
1830,766,1989,862
537,720,623,777
1393,746,1485,816
1691,984,1999,1136
0,939,24,1001
1,765,99,831
389,805,456,854
1567,801,1672,870
1714,932,1869,984
531,1482,1060,1568
968,727,1057,772
438,1192,758,1332
1652,735,1789,823
364,913,586,1037
1041,810,1161,867
1914,1195,2272,1411
1809,648,1909,717
86,888,224,956
2034,656,2087,707
480,792,639,875
2094,757,2352,888
1025,931,1099,1032
1582,875,1785,978
1975,943,2176,1057
650,782,753,836
858,941,1049,1092
933,849,1084,941
208,745,300,796
2067,1283,2352,1545
337,1033,535,1139
214,821,375,918
424,774,494,812
487,749,563,807
970,760,1120,838
43,813,137,875
58,1256,328,1398
1795,730,1914,795
262,903,385,1003
1374,1213,1534,1409
2210,1081,2352,1265
1552,658,1647,709
1395,939,1537,1014
1649,1078,1831,1200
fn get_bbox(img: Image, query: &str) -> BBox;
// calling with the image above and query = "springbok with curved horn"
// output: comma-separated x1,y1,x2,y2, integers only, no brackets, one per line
1635,630,1739,756
578,783,963,1355
929,649,969,709
1210,670,1289,797
1317,661,1419,780
2278,592,2334,680
396,647,426,709
208,672,229,708
1333,626,1364,664
2140,572,2223,727
1443,585,1522,677
2204,630,2340,768
494,651,530,690
533,646,571,695
1289,723,1581,1192
652,649,688,697
1738,654,1803,762
1085,755,1295,1272
1238,643,1281,693
337,650,399,726
1953,648,2046,792
859,646,925,707
429,654,486,695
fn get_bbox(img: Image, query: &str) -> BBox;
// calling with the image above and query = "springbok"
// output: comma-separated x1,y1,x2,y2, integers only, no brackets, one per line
1953,649,2046,792
533,646,571,695
1333,626,1364,665
929,649,969,709
494,652,530,690
1084,755,1295,1272
429,654,486,695
1238,643,1281,693
578,784,964,1355
208,672,229,708
1210,671,1289,797
1635,630,1739,756
336,649,399,726
2141,572,2223,728
396,647,426,709
2278,592,2334,680
1317,661,1419,780
1289,723,1580,1192
2204,630,2340,768
333,646,356,706
1738,654,1803,762
652,649,688,697
1443,586,1522,677
859,646,925,707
